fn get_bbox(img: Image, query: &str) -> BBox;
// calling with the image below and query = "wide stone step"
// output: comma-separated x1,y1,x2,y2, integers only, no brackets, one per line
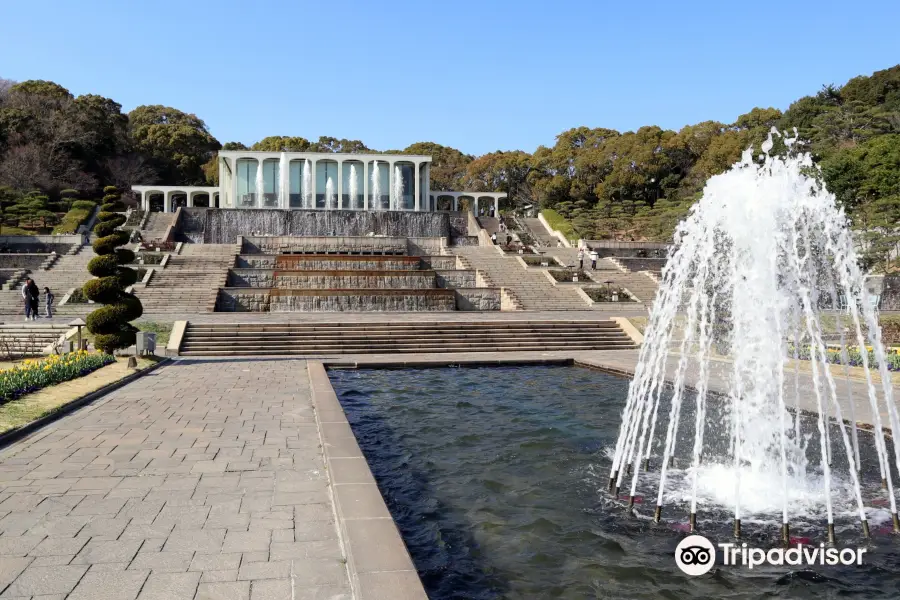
180,343,634,356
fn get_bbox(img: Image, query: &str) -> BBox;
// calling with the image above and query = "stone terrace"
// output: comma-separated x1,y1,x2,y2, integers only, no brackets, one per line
0,359,354,600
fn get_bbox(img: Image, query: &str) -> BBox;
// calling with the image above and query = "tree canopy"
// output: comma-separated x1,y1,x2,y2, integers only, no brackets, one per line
1,65,899,269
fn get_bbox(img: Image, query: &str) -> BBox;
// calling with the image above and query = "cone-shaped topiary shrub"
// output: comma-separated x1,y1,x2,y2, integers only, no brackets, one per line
84,185,143,353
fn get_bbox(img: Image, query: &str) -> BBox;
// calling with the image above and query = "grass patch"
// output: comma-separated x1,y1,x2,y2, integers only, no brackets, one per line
52,201,96,234
137,321,172,348
0,226,38,236
541,209,578,242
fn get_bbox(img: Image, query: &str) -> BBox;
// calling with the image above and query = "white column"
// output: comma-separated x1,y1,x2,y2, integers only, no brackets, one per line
336,160,343,211
187,192,194,208
363,162,369,211
474,197,479,215
424,164,431,211
163,191,170,213
232,160,238,208
413,162,421,212
453,196,458,212
140,192,147,212
309,159,317,209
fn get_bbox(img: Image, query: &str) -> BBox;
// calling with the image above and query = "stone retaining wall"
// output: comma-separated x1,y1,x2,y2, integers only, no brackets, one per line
435,269,476,288
454,288,501,310
275,255,421,271
0,254,49,269
181,208,459,243
241,236,408,255
420,255,458,270
270,289,456,312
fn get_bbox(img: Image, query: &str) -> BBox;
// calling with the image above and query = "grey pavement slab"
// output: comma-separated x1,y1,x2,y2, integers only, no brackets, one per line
0,359,351,599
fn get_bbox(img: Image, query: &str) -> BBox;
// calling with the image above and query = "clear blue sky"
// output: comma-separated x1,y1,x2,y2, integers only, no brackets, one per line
2,0,898,156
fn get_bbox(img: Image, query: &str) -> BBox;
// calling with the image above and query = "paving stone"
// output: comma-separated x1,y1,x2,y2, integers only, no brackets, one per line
72,539,143,565
236,560,291,580
135,571,200,600
199,569,238,583
128,550,194,573
163,529,225,553
0,556,32,591
70,497,127,516
0,534,46,556
28,536,89,557
249,578,291,600
67,569,149,600
189,553,241,572
221,530,270,553
196,581,250,600
1,564,87,596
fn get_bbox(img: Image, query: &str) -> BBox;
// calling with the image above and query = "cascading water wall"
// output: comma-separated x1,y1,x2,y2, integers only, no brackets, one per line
348,164,359,210
372,160,382,211
279,152,289,209
393,165,404,211
608,128,896,542
325,177,335,210
255,161,264,208
303,159,312,209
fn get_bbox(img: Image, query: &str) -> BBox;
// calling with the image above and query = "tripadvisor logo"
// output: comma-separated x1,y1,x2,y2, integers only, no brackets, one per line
675,534,867,576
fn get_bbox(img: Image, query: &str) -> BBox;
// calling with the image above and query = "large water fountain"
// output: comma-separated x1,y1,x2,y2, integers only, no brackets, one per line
609,129,898,544
372,159,382,210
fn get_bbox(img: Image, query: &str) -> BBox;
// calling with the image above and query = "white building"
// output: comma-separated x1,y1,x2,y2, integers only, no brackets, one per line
132,151,507,215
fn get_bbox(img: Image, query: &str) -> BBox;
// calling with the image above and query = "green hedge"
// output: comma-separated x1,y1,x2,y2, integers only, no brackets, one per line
541,209,578,242
52,200,97,234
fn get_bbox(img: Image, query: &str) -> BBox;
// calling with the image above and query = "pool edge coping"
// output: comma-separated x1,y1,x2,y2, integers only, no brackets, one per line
308,360,429,600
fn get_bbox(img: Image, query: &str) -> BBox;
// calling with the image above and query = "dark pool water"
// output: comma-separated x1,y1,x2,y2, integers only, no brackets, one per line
328,365,900,599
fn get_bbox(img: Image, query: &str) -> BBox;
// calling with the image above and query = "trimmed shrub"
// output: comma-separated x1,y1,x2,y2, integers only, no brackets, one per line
84,186,143,353
59,189,80,199
72,200,97,210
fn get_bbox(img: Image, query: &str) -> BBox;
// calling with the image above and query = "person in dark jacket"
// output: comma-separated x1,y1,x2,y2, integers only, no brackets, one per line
26,280,40,320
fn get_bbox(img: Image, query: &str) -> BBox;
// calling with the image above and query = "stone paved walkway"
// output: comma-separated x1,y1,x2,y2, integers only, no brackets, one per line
0,359,351,600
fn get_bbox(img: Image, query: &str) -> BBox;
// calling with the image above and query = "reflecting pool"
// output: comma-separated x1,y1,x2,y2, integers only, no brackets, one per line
328,365,900,599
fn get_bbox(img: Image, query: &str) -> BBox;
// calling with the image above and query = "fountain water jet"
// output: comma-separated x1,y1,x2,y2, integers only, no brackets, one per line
393,166,404,210
303,159,312,209
348,164,359,210
610,128,897,540
278,152,289,209
372,160,382,210
255,161,264,208
325,177,335,210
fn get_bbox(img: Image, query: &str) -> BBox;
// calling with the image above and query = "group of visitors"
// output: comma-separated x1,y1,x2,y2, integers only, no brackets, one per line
577,248,599,270
478,206,497,218
21,278,54,320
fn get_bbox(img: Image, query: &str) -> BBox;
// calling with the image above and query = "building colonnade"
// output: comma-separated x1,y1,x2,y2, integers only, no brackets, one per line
218,151,433,212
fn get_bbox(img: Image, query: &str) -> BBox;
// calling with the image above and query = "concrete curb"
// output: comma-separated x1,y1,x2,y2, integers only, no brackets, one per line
307,361,428,600
611,317,644,345
0,357,172,450
167,321,187,356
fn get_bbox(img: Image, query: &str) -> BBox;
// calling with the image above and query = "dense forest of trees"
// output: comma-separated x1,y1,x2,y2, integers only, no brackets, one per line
1,65,898,270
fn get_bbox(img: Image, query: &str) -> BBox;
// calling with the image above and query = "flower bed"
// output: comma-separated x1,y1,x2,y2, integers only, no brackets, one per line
585,286,635,302
0,351,115,403
548,268,590,282
790,344,900,372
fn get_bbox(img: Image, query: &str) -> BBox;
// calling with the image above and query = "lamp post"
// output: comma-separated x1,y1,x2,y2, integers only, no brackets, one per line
68,318,86,351
604,280,613,301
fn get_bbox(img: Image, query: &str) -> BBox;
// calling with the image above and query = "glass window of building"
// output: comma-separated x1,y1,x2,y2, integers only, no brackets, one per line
316,161,339,209
262,159,280,207
236,159,258,207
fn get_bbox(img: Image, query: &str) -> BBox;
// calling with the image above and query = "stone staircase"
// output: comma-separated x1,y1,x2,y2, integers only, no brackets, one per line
476,217,500,235
453,246,590,310
524,218,557,248
140,212,175,242
134,243,237,313
589,259,660,304
0,323,70,357
0,245,96,317
178,319,636,356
